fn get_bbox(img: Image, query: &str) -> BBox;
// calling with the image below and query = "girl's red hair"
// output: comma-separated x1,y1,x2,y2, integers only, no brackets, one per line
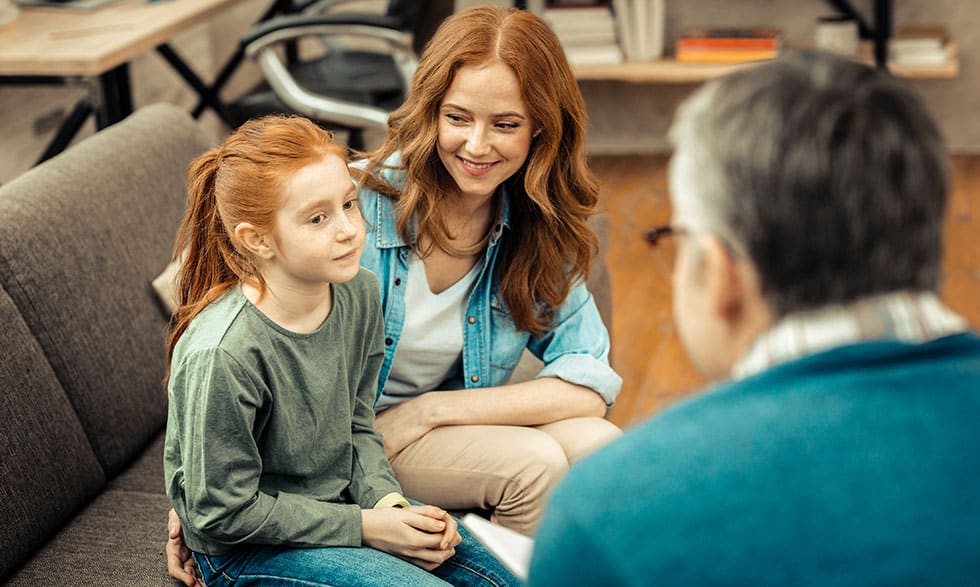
166,116,349,366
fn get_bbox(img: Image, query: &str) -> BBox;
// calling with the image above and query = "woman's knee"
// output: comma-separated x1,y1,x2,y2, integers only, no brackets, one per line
538,416,623,464
517,430,572,482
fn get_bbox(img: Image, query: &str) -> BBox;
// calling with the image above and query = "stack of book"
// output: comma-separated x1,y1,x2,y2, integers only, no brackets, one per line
542,1,624,66
676,27,783,63
888,25,951,68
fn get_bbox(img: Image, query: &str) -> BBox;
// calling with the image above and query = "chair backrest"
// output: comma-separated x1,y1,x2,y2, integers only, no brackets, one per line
386,0,454,54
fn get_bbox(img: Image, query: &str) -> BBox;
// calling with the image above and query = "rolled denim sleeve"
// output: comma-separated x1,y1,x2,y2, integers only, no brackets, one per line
528,280,622,406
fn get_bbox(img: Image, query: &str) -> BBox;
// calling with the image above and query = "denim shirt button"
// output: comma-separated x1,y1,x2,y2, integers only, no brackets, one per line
385,337,393,346
467,316,476,324
394,278,401,286
470,375,479,383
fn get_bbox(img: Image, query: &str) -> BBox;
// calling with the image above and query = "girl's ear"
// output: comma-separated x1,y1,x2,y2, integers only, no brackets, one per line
234,223,274,260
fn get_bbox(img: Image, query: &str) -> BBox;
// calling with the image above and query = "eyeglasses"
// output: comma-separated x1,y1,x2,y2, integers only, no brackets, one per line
644,224,685,279
644,225,685,246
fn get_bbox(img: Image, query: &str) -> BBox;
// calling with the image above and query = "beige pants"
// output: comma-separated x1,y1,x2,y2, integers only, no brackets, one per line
388,417,622,536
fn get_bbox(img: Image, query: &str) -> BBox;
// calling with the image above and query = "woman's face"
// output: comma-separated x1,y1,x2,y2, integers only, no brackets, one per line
436,60,535,201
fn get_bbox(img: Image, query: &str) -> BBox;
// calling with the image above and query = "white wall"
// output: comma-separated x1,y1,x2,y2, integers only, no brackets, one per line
2,0,977,184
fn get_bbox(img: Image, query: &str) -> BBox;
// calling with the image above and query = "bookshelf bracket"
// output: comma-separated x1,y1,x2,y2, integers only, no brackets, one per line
823,0,892,67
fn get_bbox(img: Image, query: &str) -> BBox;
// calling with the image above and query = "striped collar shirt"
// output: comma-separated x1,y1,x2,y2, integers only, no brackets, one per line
733,291,970,380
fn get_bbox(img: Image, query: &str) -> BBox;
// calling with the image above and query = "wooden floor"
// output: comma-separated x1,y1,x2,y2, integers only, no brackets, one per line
594,155,980,430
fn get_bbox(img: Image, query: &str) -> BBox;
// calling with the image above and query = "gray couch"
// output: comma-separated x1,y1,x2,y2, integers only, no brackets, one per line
0,103,207,585
0,103,613,585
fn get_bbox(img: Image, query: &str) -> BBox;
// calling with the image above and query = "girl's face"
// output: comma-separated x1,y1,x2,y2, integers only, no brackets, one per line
436,59,535,202
269,154,365,287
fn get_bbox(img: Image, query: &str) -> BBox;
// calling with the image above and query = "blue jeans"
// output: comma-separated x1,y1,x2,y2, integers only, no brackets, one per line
192,522,518,587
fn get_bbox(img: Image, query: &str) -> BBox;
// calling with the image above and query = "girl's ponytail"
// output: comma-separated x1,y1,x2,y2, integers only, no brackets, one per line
166,149,239,366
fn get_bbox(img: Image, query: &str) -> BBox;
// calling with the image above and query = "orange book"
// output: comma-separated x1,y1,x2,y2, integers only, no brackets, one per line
676,48,779,63
677,37,780,50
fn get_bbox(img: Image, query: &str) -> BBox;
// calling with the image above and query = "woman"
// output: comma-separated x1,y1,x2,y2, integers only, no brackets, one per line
169,6,621,584
355,5,621,535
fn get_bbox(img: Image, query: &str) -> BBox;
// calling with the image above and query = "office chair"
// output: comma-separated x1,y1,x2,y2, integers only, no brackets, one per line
228,0,454,150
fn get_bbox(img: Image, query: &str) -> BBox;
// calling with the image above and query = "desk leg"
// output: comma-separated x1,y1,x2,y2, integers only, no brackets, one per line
157,43,235,127
191,0,298,121
95,63,133,129
35,99,94,165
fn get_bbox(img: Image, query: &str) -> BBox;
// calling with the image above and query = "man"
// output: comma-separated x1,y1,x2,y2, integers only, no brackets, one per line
528,50,980,585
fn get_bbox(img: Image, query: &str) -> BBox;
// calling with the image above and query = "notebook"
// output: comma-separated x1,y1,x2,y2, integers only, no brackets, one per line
460,513,535,581
13,0,120,10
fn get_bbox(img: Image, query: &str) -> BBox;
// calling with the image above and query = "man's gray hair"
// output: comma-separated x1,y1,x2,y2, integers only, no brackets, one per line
669,50,948,318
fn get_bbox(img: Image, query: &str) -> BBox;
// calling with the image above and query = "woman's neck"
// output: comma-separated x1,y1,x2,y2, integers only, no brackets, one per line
436,190,498,251
241,277,333,334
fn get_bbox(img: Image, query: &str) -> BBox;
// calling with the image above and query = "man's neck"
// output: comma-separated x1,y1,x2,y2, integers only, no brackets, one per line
731,291,968,380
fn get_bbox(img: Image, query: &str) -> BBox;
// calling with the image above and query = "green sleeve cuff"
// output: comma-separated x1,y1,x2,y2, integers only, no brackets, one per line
373,492,411,509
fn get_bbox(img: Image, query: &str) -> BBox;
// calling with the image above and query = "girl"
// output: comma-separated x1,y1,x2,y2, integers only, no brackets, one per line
163,115,516,586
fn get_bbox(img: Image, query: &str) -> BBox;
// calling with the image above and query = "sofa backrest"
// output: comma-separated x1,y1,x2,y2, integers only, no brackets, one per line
0,103,211,480
0,282,106,579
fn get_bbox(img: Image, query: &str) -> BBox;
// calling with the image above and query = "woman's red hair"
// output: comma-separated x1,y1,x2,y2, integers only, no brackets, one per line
362,5,599,336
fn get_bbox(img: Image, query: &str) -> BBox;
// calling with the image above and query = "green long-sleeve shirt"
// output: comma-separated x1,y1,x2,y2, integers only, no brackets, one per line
164,270,400,555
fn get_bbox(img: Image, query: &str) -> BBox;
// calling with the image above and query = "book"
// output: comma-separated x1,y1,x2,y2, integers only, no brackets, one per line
677,37,781,51
676,48,779,63
564,43,624,65
543,1,624,66
675,26,782,63
460,513,534,581
888,25,950,67
12,0,119,9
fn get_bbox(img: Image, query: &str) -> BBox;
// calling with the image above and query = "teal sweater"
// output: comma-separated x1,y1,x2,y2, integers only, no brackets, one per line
164,271,400,555
529,333,980,585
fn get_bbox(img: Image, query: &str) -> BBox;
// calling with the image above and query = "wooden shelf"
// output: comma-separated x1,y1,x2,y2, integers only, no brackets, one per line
572,41,959,83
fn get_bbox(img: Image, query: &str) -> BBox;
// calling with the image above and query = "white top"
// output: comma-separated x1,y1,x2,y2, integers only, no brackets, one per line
377,252,482,411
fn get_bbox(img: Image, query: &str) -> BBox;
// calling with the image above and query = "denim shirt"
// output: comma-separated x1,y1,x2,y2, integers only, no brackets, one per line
353,156,622,406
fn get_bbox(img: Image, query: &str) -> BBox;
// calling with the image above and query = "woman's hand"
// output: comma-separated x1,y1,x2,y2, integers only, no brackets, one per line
166,508,201,587
361,505,461,571
374,394,437,458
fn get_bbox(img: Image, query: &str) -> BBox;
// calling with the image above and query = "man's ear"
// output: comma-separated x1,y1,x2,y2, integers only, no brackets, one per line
699,235,746,325
700,234,772,337
234,223,274,260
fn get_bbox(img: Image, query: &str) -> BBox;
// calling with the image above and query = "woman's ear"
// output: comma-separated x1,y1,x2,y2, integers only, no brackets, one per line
234,223,273,260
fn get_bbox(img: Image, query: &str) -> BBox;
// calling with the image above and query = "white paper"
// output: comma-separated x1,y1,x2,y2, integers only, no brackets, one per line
460,513,535,581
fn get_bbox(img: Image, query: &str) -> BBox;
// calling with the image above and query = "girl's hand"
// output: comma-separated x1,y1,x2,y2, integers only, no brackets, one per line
361,505,461,571
166,508,201,587
408,505,462,551
374,395,437,458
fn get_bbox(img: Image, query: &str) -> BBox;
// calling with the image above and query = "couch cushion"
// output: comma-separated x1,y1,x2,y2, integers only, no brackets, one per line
108,431,167,494
3,489,175,587
0,284,105,580
0,103,211,478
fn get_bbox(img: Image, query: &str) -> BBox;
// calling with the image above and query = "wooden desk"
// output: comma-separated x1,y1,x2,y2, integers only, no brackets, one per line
0,0,291,162
0,0,241,77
